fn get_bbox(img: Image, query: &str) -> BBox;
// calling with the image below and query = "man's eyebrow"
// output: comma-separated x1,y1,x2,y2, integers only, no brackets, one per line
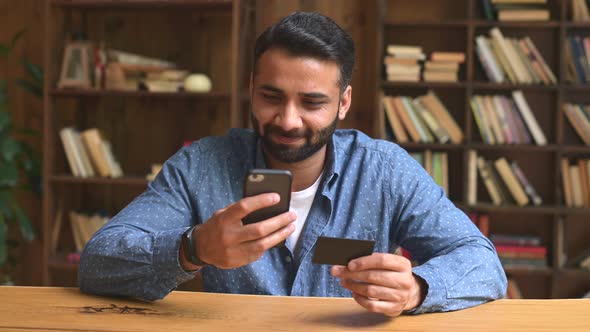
301,92,330,100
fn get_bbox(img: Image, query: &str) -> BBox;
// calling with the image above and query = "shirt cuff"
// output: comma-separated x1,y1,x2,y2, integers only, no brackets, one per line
406,264,448,314
152,227,200,295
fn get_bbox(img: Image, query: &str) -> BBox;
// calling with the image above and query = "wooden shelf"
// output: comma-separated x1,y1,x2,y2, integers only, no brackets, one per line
564,22,590,28
504,267,553,276
471,82,559,91
48,254,79,271
472,20,561,28
50,0,233,10
461,203,560,215
467,143,558,152
50,89,231,99
563,84,590,92
560,146,590,153
397,142,464,150
381,81,467,89
384,21,469,28
50,175,149,186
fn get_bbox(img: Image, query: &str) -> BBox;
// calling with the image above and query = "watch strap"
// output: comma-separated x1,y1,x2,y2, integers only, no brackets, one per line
182,225,209,267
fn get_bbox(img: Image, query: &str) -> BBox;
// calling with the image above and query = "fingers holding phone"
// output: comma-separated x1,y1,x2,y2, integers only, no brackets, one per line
193,169,294,269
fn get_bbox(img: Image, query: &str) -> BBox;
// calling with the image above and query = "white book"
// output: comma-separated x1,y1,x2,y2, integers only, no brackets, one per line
476,36,505,83
512,90,547,145
386,45,423,55
59,128,80,177
70,129,96,177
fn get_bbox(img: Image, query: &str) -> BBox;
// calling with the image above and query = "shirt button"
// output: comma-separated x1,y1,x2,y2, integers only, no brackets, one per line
285,256,292,263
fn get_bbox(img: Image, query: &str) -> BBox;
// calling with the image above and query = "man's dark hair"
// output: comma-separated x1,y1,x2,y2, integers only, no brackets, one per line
253,12,355,93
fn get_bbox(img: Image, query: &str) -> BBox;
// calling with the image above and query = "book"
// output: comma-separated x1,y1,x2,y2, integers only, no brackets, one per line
383,96,408,143
512,90,547,145
494,157,529,206
477,156,503,205
467,149,478,205
561,158,573,207
510,160,542,206
419,91,464,144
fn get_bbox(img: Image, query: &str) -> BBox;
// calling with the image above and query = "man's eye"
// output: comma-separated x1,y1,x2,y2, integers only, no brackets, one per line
304,100,325,107
262,94,281,101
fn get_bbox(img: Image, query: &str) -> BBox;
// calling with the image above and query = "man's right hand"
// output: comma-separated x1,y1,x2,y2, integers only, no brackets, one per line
187,193,296,270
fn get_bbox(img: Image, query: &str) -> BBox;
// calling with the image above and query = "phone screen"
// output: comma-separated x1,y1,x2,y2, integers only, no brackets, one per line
242,169,292,225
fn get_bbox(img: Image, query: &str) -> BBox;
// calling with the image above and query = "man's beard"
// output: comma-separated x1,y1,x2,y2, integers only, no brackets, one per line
251,112,338,163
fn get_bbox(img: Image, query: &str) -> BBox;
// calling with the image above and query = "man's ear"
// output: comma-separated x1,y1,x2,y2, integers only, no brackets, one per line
338,85,352,120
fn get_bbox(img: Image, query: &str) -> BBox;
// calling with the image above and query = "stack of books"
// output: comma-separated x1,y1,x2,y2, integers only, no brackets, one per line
469,153,542,206
561,157,590,207
59,127,124,178
423,52,464,82
409,150,449,195
382,90,463,144
563,103,590,145
565,35,590,84
481,0,550,22
491,234,547,270
470,91,546,145
383,44,424,82
475,28,556,84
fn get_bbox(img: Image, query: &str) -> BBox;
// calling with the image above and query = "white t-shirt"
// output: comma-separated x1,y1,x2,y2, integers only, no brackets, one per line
285,173,323,253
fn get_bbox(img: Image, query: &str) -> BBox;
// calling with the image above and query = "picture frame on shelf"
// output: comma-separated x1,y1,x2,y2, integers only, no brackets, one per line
58,41,93,89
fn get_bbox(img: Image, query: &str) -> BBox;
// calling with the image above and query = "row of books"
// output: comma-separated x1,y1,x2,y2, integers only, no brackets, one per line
467,151,542,206
470,91,546,146
563,103,590,146
383,45,465,82
409,150,449,195
481,0,550,22
492,233,547,270
571,0,590,22
475,28,556,84
69,211,109,253
566,35,590,85
60,127,124,178
561,157,590,207
382,91,464,144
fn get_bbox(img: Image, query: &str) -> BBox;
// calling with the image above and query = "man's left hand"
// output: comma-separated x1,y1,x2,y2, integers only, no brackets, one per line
330,253,426,317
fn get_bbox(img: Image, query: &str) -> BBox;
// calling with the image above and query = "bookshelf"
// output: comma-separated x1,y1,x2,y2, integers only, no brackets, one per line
376,0,590,299
41,0,254,286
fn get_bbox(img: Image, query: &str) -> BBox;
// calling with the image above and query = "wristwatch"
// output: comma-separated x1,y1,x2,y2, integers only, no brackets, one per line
182,225,209,267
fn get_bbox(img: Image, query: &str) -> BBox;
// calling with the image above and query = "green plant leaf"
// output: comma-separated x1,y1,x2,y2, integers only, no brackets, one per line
10,30,25,50
13,127,39,137
15,79,42,98
0,44,9,58
1,138,21,162
0,162,18,187
21,59,43,86
0,112,10,132
12,203,34,241
0,215,6,266
0,191,13,220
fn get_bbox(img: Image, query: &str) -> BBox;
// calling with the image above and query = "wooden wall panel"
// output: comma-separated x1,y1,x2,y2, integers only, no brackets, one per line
0,0,45,285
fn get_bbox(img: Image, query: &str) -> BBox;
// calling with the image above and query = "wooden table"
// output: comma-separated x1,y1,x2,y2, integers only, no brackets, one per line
0,286,588,331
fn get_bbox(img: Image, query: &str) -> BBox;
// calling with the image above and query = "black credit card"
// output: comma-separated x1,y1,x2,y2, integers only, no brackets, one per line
312,236,375,266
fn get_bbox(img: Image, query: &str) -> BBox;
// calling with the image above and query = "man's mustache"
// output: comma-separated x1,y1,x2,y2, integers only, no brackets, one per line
266,126,308,139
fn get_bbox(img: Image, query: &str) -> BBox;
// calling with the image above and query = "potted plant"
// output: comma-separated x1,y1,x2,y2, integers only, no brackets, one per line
0,30,43,285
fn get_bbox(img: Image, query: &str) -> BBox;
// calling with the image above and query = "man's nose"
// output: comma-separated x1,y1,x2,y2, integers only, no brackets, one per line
275,101,303,131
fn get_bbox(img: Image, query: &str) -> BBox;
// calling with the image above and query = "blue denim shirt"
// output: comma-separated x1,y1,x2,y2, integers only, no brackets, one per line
79,128,506,314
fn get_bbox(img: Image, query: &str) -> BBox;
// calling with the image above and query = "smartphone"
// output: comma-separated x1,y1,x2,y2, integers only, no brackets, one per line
242,169,292,225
